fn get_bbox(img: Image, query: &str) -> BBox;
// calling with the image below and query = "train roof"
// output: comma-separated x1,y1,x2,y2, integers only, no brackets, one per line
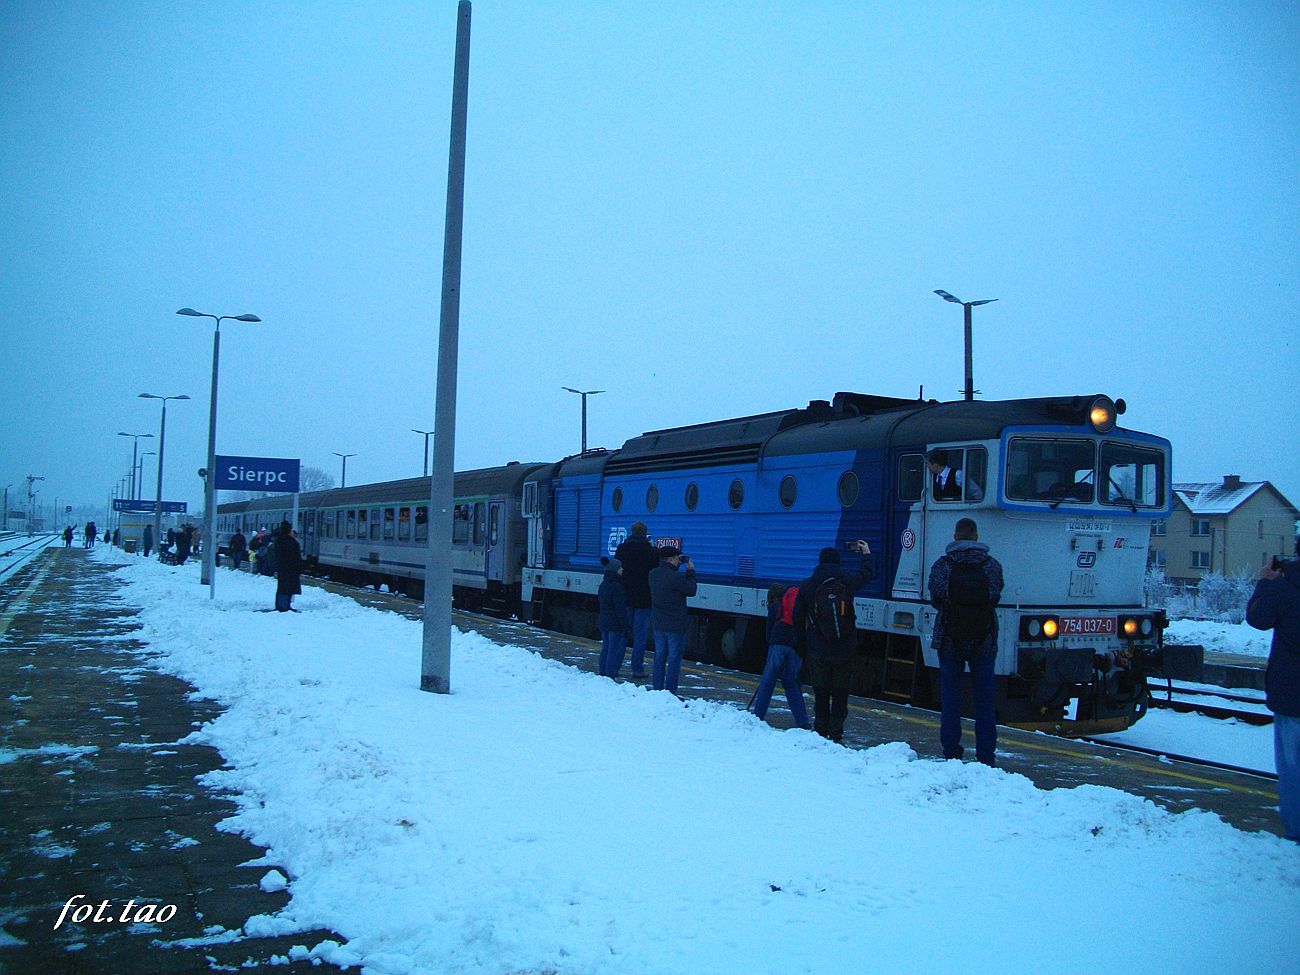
217,462,548,512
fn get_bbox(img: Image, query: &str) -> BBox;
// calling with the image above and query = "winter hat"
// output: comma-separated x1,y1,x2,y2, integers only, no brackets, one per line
605,558,623,574
818,546,841,564
658,546,681,560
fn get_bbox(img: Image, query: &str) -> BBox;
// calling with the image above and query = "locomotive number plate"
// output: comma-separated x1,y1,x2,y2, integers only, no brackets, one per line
1058,616,1115,635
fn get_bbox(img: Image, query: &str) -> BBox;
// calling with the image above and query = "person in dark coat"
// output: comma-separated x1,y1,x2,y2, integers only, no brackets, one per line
614,522,658,677
142,524,154,558
1246,539,1300,842
84,522,97,548
597,558,629,679
174,525,192,565
228,529,247,570
928,517,1004,767
63,526,74,547
274,522,302,612
793,540,873,743
648,547,697,693
752,583,812,729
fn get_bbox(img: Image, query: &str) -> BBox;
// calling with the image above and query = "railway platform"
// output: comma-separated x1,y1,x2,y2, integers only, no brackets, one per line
309,578,1282,839
0,548,348,974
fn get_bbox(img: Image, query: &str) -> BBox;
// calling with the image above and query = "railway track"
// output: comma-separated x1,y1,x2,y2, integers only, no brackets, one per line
1081,734,1278,782
1147,681,1271,726
0,534,58,587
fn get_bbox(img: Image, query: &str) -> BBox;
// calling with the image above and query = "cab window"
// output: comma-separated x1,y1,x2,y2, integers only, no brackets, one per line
927,447,987,503
1006,439,1095,503
1099,442,1164,508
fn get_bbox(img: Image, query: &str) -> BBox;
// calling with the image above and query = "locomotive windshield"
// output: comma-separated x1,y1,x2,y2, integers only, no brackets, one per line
1006,437,1166,509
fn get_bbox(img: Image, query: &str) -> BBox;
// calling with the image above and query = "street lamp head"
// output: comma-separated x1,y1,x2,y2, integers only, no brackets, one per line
934,290,963,304
968,298,998,307
176,307,205,317
232,314,261,322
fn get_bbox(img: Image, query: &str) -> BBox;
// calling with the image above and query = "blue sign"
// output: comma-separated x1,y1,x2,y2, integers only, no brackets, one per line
114,499,188,513
214,455,301,493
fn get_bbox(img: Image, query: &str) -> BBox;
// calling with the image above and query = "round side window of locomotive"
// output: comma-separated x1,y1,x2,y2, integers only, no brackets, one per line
684,482,699,511
838,471,860,507
646,484,659,513
612,487,623,512
728,478,745,510
779,475,798,509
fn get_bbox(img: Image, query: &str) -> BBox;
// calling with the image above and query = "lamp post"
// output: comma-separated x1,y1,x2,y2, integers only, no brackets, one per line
138,453,156,503
333,452,356,488
412,429,434,477
139,393,190,557
25,475,44,535
934,290,998,402
118,432,154,501
177,308,262,595
2,485,10,531
561,386,604,454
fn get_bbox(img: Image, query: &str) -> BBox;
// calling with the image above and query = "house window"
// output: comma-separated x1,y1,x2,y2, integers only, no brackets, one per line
1150,550,1167,569
1259,520,1264,540
1191,519,1211,537
1191,551,1211,569
1151,519,1166,537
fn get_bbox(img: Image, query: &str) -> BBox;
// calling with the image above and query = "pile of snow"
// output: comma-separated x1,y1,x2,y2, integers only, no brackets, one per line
96,552,1299,974
1165,617,1271,658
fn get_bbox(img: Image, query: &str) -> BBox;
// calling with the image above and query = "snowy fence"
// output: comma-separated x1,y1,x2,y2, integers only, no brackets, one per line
1144,567,1257,623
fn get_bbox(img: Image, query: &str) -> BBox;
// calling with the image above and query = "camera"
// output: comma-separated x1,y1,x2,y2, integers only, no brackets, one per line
1273,556,1286,571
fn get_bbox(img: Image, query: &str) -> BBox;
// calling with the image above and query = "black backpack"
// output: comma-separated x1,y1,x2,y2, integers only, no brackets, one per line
941,557,995,648
810,575,855,643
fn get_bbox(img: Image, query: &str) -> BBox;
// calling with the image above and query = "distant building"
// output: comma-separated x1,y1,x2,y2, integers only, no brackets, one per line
1149,475,1299,585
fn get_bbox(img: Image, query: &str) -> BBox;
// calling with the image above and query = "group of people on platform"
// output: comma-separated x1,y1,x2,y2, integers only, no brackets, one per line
594,518,1003,769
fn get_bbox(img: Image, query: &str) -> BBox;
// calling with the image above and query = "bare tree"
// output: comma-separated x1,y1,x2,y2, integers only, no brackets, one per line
299,466,335,493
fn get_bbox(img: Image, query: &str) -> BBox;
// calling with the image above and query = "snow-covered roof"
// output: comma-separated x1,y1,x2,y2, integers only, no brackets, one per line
1174,479,1266,515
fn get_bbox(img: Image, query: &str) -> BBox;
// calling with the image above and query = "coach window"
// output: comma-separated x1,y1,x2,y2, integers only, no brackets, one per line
398,507,411,542
896,455,924,503
346,510,357,539
370,509,382,541
453,504,470,544
415,506,429,543
779,475,797,509
383,507,395,540
612,487,623,513
728,478,744,510
646,484,659,513
473,502,486,545
684,482,699,511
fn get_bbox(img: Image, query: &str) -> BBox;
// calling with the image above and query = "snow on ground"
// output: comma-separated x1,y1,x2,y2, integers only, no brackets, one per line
92,552,1299,975
1165,617,1271,658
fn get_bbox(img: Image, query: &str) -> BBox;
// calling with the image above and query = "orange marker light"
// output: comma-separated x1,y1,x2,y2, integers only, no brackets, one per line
1042,618,1058,638
1123,618,1138,636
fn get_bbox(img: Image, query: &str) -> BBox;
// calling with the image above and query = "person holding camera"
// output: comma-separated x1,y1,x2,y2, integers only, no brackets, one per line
1247,542,1300,843
648,547,697,694
792,539,874,743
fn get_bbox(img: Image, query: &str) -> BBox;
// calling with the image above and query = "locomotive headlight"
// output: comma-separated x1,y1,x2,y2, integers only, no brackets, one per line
1089,396,1117,433
1042,618,1059,638
1141,617,1154,636
1122,617,1138,637
1027,619,1041,638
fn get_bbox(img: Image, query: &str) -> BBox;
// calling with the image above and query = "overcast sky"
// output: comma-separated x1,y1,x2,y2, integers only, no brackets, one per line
2,1,1297,523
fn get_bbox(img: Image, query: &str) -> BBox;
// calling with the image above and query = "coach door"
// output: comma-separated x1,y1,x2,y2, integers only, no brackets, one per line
485,501,505,582
889,450,927,597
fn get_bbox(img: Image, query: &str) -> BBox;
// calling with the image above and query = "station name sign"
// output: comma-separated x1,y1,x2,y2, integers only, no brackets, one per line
114,500,188,513
214,455,301,493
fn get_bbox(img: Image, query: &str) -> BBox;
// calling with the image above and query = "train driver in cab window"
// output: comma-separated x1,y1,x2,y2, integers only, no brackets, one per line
927,449,963,501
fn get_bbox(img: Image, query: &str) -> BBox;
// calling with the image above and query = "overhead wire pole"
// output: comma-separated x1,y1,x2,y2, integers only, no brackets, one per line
934,290,998,401
422,0,472,695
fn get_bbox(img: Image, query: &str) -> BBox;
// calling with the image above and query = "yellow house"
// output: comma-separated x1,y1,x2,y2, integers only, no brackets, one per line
1149,475,1298,586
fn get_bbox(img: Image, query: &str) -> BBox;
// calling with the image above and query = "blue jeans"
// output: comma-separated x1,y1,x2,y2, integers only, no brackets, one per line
599,629,626,679
629,608,652,674
753,644,810,727
1276,713,1300,842
653,630,685,693
939,650,996,765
